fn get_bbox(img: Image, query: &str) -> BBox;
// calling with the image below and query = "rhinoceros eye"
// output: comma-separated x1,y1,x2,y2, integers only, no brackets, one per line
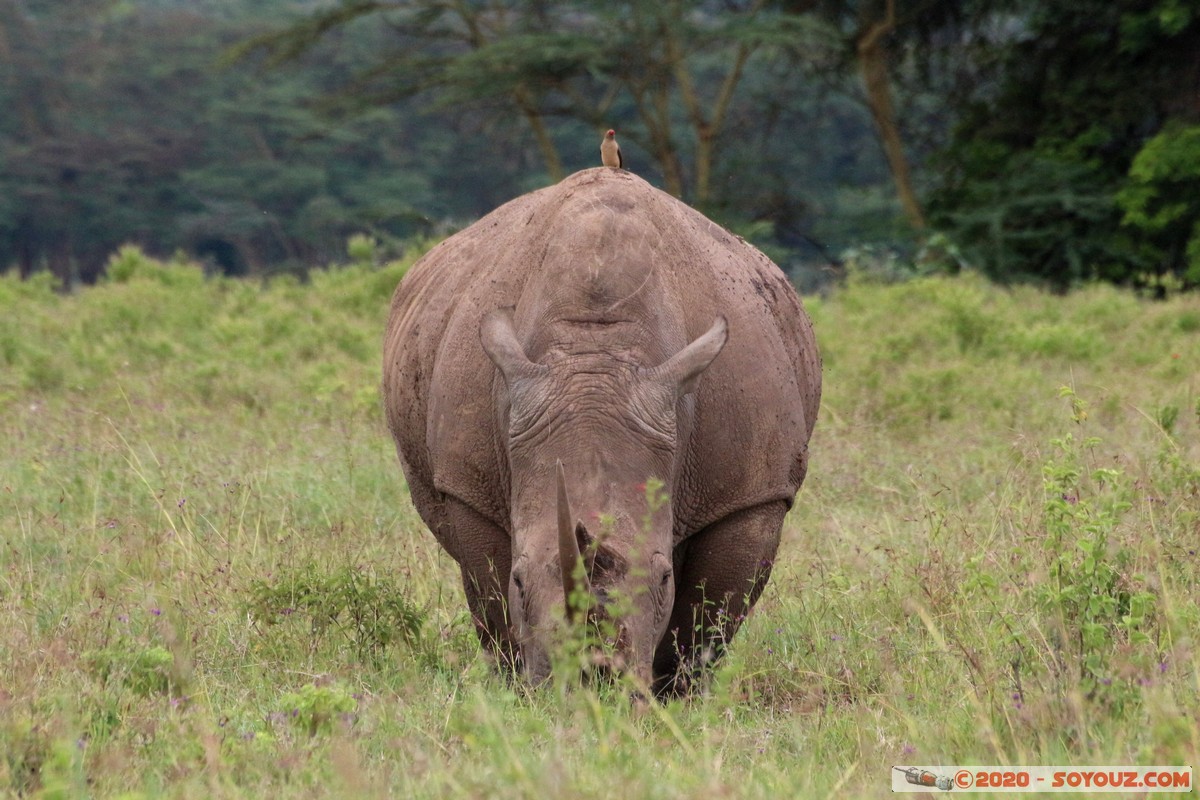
650,554,674,607
511,565,527,600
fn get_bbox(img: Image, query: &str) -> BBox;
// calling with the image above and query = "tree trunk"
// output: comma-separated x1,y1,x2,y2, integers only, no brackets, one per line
664,0,759,206
515,87,564,182
630,82,685,197
653,93,686,198
694,129,713,205
857,1,927,233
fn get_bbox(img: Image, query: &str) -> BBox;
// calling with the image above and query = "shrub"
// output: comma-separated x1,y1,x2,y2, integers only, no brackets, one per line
85,644,182,697
247,563,425,664
277,682,358,737
1036,388,1157,705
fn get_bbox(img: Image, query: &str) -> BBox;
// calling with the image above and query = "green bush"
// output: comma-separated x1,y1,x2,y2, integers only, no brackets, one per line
86,644,182,697
1117,124,1200,286
277,682,358,737
1036,391,1154,704
247,562,425,664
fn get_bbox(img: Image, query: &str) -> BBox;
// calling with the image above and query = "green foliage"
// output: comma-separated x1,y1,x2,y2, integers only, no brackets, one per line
32,737,88,800
3,0,1200,293
0,723,89,799
0,246,412,419
0,2,464,283
247,562,425,664
1156,403,1180,435
1,719,50,796
1117,124,1200,285
86,645,181,697
928,0,1200,289
105,244,154,284
931,151,1124,286
1037,390,1153,703
0,0,908,286
345,233,379,267
236,0,827,203
105,244,205,288
277,682,358,737
641,477,668,534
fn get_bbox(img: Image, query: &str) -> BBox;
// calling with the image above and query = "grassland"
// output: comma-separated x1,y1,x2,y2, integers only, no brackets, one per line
1,247,1198,798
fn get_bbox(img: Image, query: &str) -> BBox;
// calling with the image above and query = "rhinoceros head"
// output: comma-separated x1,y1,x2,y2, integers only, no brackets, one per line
481,308,727,686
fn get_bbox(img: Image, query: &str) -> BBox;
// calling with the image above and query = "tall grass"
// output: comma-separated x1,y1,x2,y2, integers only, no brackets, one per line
2,248,1197,797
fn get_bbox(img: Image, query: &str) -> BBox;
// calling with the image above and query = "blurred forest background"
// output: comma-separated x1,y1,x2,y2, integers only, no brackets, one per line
1,0,1197,291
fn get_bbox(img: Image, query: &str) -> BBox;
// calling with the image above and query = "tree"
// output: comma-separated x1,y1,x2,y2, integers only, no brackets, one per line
0,1,467,281
232,1,600,184
777,0,973,236
12,0,1106,286
1117,123,1200,287
927,0,1200,288
235,0,838,206
577,0,831,204
854,0,920,230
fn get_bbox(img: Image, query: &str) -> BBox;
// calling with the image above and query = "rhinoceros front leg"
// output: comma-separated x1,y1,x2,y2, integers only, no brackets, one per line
438,498,517,674
652,499,788,696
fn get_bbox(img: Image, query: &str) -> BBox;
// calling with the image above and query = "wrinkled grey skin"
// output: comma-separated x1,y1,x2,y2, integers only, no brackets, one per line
383,169,820,694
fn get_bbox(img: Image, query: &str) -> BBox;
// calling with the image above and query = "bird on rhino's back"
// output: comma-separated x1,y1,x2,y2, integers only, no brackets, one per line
601,129,622,169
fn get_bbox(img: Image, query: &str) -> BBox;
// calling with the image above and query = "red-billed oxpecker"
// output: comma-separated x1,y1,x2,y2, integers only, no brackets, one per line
601,129,623,169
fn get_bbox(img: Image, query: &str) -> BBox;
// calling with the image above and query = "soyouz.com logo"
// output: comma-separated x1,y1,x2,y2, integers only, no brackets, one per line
891,765,1193,792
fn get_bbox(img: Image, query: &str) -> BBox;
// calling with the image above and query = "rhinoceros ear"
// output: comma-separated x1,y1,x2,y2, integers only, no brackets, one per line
642,316,728,396
481,307,544,385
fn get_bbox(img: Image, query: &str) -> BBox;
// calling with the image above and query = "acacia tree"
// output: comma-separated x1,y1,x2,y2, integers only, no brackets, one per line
233,1,602,183
0,0,463,281
575,0,831,204
236,0,834,205
852,0,925,231
0,0,203,282
776,0,982,237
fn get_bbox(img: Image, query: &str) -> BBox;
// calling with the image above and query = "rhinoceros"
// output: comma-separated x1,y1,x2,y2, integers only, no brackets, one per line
383,168,820,694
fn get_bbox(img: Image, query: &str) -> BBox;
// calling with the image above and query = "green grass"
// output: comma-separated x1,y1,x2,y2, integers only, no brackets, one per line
2,249,1198,797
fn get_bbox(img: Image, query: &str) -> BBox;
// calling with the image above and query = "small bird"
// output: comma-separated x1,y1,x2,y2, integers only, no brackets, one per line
600,129,622,169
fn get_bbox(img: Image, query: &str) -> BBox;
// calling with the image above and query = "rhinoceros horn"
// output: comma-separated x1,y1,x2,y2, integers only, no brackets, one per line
556,460,591,620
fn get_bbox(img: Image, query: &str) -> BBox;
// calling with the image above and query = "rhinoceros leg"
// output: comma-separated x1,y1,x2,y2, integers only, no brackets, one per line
438,499,517,674
652,499,789,696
